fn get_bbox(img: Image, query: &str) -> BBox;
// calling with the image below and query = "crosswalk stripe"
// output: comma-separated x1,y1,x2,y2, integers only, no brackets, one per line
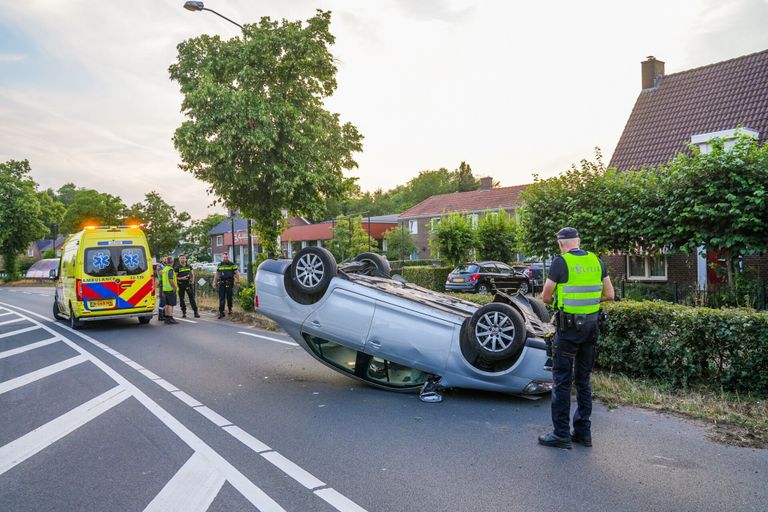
0,387,129,476
0,317,24,327
0,326,41,340
0,355,86,395
0,336,59,360
143,452,225,512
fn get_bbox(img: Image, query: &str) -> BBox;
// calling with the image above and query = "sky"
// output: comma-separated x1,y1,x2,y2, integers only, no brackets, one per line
1,0,767,219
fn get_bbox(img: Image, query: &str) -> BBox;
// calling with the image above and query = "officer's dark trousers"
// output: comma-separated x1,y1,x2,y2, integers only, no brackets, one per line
551,320,598,438
158,290,166,319
218,281,234,314
178,283,198,314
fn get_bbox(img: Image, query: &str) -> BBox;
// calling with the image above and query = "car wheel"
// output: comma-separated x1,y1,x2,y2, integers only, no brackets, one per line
139,317,151,325
290,247,337,295
529,298,551,323
352,252,391,278
468,303,526,362
69,304,83,330
53,298,63,321
476,282,491,294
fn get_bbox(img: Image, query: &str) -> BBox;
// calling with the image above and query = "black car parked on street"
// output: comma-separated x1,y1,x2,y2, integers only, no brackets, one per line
445,261,531,295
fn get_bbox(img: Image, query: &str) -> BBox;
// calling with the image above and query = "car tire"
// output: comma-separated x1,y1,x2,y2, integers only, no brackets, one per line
69,304,83,330
53,298,63,321
476,282,491,294
529,298,551,323
468,303,526,362
518,280,530,295
139,317,151,325
352,252,391,278
290,247,337,295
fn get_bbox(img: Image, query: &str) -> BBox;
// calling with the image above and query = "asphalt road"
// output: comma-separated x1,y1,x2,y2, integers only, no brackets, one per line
1,286,766,512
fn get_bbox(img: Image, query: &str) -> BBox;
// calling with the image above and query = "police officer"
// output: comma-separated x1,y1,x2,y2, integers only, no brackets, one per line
538,227,614,449
213,253,239,319
175,254,200,318
161,255,180,325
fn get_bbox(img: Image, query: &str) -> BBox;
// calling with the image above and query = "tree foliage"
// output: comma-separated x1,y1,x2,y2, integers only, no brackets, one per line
182,213,228,262
383,226,416,260
0,160,47,279
476,209,517,262
170,10,362,256
125,192,190,258
428,213,476,266
328,215,375,261
60,189,126,234
36,189,66,239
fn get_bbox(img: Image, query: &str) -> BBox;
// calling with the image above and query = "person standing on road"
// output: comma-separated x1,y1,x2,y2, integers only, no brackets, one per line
213,253,239,319
174,254,200,319
161,255,180,325
156,256,168,321
538,227,614,449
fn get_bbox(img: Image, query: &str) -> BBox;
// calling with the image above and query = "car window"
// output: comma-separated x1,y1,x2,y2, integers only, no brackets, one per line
84,246,148,277
480,265,498,273
496,263,514,274
303,334,358,374
453,264,479,274
364,356,428,388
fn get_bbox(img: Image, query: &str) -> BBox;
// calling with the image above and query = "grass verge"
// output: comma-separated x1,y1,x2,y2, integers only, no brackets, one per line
0,279,55,287
194,292,278,331
592,371,768,448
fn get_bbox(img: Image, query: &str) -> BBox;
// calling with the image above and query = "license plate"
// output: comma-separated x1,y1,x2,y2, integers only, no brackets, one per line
89,299,115,309
453,278,465,283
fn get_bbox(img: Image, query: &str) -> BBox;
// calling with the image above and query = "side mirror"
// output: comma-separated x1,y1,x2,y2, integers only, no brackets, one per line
49,268,58,280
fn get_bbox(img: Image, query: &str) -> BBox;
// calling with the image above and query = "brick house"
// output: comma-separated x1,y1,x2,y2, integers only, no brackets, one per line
605,51,768,288
399,177,527,260
280,215,399,258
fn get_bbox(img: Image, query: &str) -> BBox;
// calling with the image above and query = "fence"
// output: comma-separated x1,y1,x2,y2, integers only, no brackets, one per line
618,280,767,310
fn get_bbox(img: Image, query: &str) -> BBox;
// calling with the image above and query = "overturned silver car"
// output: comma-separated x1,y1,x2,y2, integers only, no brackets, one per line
255,247,554,401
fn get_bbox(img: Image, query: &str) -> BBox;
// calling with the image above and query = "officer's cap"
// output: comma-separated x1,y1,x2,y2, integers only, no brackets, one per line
556,227,580,240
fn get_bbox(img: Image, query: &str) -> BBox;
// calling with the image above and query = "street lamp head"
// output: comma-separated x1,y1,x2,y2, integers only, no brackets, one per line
183,1,205,12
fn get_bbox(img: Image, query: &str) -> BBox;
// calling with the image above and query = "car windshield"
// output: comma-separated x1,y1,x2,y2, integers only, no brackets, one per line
452,264,478,274
84,246,148,277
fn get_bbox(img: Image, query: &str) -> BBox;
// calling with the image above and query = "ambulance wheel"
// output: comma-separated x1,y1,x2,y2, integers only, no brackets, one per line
53,299,63,321
69,305,83,330
139,317,151,325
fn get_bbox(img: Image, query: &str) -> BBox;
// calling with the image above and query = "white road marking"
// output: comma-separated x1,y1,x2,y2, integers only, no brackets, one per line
138,368,161,380
0,354,87,395
154,378,180,392
0,325,41,340
194,406,232,427
0,336,59,360
0,311,13,317
176,318,198,324
222,425,271,453
0,317,24,327
123,359,145,371
237,331,299,347
143,452,226,512
171,390,202,407
261,451,325,490
315,488,369,512
0,302,287,512
0,386,129,476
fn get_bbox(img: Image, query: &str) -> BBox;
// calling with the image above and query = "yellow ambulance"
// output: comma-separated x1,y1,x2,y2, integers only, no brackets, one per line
53,226,157,329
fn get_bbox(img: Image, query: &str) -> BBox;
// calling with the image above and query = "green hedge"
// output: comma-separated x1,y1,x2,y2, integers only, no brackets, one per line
238,285,255,312
401,266,453,291
600,301,768,395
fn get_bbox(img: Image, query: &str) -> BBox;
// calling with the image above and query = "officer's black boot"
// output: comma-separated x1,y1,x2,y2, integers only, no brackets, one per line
538,432,572,449
181,311,187,318
218,312,225,319
193,310,200,318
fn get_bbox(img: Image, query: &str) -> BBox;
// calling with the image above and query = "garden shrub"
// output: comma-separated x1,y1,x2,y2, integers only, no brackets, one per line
238,285,256,312
599,301,768,395
401,266,453,291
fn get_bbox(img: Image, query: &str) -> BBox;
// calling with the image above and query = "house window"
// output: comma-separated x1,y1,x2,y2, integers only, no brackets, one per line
627,255,667,281
408,220,418,235
216,235,223,247
429,218,441,230
27,247,35,257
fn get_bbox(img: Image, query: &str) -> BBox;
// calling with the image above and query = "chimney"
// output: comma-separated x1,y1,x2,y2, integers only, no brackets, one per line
641,56,665,89
479,177,493,191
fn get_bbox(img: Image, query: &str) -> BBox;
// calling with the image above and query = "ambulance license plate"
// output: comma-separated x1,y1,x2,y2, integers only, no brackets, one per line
90,299,115,309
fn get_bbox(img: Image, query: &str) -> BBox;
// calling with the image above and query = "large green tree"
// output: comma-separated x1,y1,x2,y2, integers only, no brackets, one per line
428,213,476,266
37,189,66,240
181,213,228,262
476,209,517,262
60,189,127,234
383,226,416,260
0,160,47,280
170,10,362,256
125,192,191,258
328,215,375,261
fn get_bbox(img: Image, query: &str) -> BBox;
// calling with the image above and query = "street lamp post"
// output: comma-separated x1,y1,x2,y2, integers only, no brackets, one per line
184,1,255,285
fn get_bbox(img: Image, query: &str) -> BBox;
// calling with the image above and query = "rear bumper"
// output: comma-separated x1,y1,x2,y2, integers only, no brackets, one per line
80,311,154,322
445,282,477,292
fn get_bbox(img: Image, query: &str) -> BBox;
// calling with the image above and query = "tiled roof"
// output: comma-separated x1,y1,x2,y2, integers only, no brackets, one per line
399,185,527,218
281,220,398,242
610,49,768,170
208,215,308,235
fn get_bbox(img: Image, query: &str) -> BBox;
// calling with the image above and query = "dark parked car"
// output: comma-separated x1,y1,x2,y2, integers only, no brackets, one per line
445,261,531,295
513,262,546,292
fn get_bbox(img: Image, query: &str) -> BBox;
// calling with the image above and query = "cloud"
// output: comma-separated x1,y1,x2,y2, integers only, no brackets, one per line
0,53,26,62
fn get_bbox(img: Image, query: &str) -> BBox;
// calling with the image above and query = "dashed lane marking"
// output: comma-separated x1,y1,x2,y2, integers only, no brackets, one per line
261,451,325,490
176,318,198,324
237,331,299,347
143,452,225,512
0,386,129,476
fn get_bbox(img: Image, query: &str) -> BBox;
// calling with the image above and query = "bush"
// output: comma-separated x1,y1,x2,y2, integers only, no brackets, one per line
401,266,453,291
238,285,255,312
599,301,768,395
444,292,495,305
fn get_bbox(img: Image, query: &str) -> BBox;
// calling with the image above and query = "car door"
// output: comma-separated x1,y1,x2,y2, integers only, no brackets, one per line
301,287,375,350
365,300,454,374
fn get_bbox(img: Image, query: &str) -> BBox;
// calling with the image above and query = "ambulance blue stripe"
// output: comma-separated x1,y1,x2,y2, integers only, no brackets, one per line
86,282,134,309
